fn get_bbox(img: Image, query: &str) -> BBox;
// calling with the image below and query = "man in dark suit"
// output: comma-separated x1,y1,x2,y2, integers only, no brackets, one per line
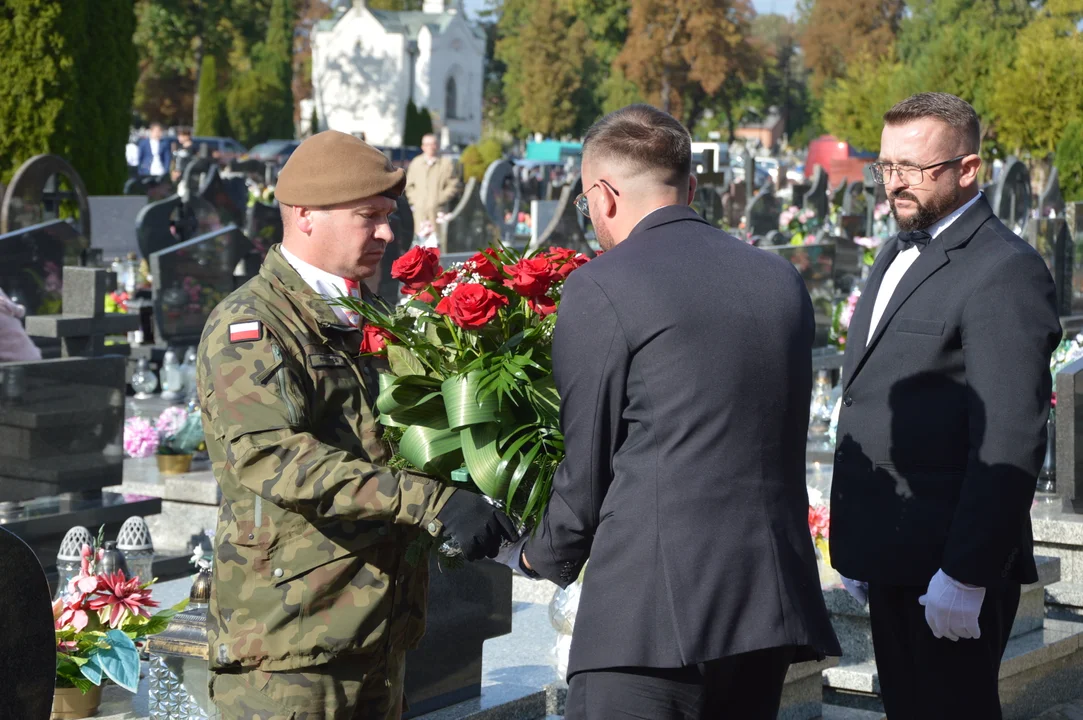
508,104,841,719
137,122,172,179
830,92,1061,719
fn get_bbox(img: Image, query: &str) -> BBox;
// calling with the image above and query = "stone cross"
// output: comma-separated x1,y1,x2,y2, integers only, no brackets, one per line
24,266,141,357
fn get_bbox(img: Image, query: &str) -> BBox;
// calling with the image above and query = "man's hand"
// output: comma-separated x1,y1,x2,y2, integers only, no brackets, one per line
841,576,868,606
493,536,531,577
436,491,519,561
918,569,986,641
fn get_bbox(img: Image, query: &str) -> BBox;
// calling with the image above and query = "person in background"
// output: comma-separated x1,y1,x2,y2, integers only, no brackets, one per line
404,133,462,244
125,133,140,179
0,288,41,362
171,127,196,182
137,122,172,179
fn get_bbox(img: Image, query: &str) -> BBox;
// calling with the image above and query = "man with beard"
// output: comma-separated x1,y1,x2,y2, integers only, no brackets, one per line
507,104,840,719
829,93,1061,718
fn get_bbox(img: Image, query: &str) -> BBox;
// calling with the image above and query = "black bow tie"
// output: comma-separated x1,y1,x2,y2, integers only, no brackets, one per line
897,229,932,252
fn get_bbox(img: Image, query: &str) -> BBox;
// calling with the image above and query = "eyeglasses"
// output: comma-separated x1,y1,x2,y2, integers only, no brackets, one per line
870,155,969,186
574,179,620,218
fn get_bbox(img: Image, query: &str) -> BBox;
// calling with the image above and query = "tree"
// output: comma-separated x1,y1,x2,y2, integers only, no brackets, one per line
403,100,435,146
260,0,297,139
461,138,505,181
991,1,1083,156
195,54,223,136
309,103,320,136
368,0,423,8
291,1,332,125
0,0,137,194
820,51,905,152
1056,119,1083,202
615,0,760,133
495,0,592,138
568,0,641,121
798,0,905,94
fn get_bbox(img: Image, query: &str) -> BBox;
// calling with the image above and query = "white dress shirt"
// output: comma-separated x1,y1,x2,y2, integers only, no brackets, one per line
280,246,360,326
149,138,166,177
866,193,982,345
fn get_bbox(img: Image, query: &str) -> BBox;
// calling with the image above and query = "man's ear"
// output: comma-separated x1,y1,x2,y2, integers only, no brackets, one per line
959,154,982,190
687,175,698,206
295,206,315,235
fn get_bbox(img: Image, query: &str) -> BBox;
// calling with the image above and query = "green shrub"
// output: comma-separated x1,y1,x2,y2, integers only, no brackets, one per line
1056,119,1083,202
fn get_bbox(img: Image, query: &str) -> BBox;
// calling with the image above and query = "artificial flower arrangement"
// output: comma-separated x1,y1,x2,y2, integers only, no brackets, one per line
335,243,591,558
828,287,862,351
54,531,187,695
123,406,205,459
104,290,130,314
853,236,882,269
780,205,820,245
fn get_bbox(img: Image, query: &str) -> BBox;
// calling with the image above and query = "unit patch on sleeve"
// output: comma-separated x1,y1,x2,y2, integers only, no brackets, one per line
228,320,263,343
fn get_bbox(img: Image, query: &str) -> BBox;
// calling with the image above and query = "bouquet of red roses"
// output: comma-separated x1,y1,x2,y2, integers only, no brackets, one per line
337,242,591,533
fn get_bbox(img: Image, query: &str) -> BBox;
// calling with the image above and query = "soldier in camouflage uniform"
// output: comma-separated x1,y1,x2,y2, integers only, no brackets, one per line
198,131,517,720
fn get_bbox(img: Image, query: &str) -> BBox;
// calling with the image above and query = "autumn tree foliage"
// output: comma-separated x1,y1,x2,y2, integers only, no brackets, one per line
799,0,905,94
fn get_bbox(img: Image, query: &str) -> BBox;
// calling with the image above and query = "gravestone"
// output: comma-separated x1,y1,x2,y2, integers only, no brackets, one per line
762,243,836,347
839,214,868,241
0,155,91,239
1040,167,1066,219
830,180,846,210
747,188,782,237
830,234,862,291
842,180,868,219
764,230,785,246
150,225,257,348
530,200,561,246
480,159,520,244
0,219,89,321
721,179,747,229
89,196,147,262
135,193,184,259
1071,203,1083,314
380,194,412,298
533,178,593,256
24,267,140,357
791,181,811,210
0,526,55,720
1028,218,1073,316
803,166,829,221
1056,356,1083,514
692,184,725,228
991,156,1032,237
245,201,282,258
440,179,501,255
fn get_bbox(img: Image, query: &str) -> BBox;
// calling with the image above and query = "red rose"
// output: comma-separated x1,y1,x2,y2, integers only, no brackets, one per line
392,247,442,292
467,249,503,281
416,269,458,304
528,294,557,316
503,257,557,297
435,283,509,329
360,324,396,355
544,247,589,279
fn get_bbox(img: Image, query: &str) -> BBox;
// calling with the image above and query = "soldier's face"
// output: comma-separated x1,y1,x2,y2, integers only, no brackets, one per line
304,196,397,281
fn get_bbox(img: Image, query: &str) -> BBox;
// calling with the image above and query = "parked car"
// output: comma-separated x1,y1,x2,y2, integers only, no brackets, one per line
191,136,247,164
243,139,302,169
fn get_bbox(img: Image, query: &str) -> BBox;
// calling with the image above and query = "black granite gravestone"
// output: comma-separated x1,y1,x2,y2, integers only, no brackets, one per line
0,525,55,720
830,180,846,210
791,182,811,209
1041,167,1066,219
1056,356,1083,513
0,220,88,319
480,159,520,244
992,156,1032,237
1029,218,1074,316
150,225,257,348
441,179,501,255
747,188,782,237
534,177,594,257
0,155,91,239
803,166,830,221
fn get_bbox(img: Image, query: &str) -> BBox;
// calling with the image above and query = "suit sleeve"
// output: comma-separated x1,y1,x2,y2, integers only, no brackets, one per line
523,270,629,587
198,309,455,534
941,251,1062,587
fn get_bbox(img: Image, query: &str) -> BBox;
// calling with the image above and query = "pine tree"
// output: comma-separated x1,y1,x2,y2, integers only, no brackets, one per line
309,103,320,136
261,0,296,139
195,55,222,136
404,100,421,146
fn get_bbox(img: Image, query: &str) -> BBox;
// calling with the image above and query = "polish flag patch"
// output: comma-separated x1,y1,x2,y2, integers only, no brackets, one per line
228,320,263,343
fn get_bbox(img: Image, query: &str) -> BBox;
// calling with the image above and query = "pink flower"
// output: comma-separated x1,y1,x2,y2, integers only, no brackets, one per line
808,505,830,540
853,236,882,249
88,571,159,628
124,416,160,458
839,289,860,332
156,406,189,437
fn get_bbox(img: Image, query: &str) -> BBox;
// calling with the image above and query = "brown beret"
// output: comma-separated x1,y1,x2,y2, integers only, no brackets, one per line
275,130,407,207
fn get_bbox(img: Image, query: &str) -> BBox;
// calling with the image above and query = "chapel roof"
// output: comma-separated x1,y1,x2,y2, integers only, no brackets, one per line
315,6,483,41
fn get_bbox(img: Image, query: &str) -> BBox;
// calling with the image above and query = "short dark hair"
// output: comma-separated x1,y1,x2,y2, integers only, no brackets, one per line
583,104,691,185
883,93,981,155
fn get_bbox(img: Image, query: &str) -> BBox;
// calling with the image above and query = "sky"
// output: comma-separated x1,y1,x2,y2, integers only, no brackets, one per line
460,0,800,21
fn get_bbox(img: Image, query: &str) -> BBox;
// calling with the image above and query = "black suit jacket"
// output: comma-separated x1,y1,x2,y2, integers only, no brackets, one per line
829,196,1061,589
523,205,841,678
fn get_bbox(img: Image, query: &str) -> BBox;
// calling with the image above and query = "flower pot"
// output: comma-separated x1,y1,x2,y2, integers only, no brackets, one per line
156,453,193,475
51,684,102,720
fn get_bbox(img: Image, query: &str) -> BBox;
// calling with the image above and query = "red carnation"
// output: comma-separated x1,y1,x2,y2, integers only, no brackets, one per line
393,247,442,293
436,283,509,329
360,324,397,355
503,257,557,298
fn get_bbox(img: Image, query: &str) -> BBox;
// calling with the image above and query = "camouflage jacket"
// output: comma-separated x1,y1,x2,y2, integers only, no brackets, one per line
197,244,456,673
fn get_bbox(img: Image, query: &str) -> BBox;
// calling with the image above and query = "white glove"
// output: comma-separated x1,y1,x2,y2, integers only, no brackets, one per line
841,576,868,606
918,569,985,641
492,535,531,578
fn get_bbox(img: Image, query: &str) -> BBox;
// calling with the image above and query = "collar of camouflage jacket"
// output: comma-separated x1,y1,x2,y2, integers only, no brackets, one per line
261,244,361,337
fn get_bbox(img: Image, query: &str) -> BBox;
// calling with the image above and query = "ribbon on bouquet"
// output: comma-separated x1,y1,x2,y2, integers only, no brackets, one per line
376,371,533,501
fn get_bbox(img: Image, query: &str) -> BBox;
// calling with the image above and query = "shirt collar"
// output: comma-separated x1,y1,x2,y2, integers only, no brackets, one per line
926,191,983,240
280,245,353,324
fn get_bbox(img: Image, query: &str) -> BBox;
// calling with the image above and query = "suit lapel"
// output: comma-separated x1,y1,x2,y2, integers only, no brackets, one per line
842,242,896,386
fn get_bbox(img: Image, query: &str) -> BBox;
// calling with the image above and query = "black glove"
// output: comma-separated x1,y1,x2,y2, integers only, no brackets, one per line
436,491,519,561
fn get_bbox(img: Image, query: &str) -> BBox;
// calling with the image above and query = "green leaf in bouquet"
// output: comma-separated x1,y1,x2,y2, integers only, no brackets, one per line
424,320,444,347
169,413,205,454
376,375,445,427
442,373,499,429
506,440,541,510
521,466,554,528
400,421,463,479
388,345,428,378
461,422,511,498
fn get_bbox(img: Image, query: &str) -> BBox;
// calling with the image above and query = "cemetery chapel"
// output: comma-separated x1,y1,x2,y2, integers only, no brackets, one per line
311,0,485,147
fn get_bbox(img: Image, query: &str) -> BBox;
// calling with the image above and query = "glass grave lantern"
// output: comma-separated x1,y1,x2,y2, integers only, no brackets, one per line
117,516,155,584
